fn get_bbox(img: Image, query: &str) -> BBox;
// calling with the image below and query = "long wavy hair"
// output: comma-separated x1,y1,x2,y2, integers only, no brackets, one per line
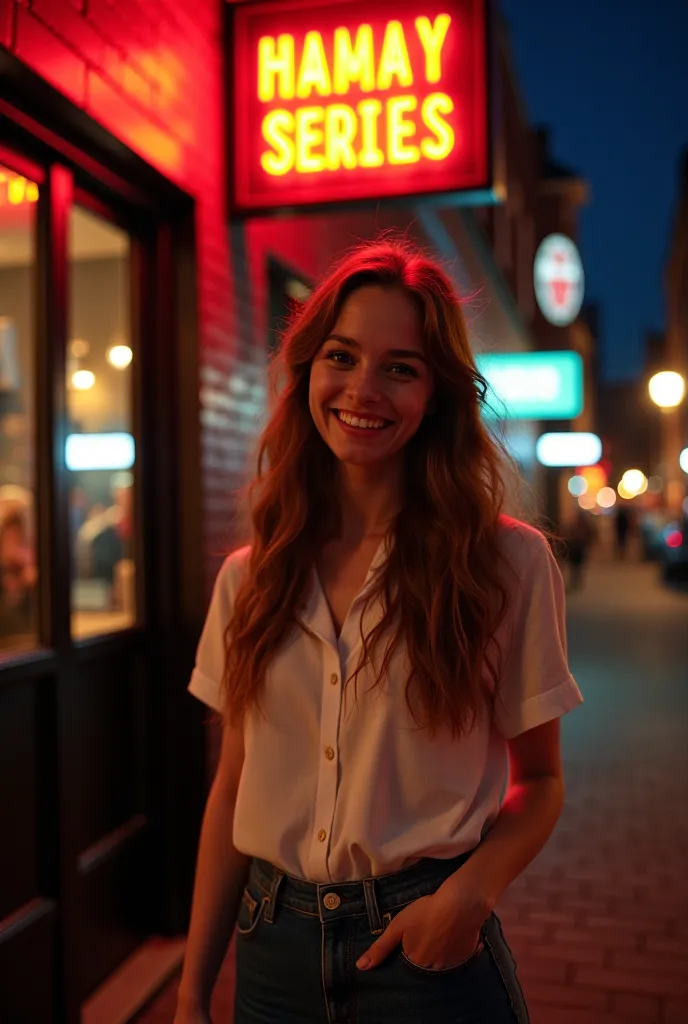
223,239,518,737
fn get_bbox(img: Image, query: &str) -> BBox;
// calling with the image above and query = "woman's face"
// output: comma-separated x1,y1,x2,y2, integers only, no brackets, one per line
309,286,434,470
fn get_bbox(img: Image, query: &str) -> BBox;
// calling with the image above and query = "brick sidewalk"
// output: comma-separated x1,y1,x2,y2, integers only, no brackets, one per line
137,561,688,1023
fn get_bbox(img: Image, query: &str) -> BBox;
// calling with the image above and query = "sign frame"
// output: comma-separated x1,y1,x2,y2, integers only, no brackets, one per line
226,0,502,217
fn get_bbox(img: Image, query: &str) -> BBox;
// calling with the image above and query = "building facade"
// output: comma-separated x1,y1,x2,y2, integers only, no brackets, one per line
0,3,591,1021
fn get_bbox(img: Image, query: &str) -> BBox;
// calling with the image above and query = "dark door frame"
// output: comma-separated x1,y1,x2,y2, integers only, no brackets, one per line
0,48,207,1023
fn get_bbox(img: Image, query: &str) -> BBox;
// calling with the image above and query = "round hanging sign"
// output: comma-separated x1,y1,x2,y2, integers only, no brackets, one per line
533,233,585,327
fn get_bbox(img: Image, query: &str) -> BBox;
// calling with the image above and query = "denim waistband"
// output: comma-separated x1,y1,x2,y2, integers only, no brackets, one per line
247,850,476,934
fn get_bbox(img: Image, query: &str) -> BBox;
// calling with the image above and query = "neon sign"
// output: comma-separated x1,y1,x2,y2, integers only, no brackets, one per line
534,234,585,327
477,351,584,421
231,0,492,213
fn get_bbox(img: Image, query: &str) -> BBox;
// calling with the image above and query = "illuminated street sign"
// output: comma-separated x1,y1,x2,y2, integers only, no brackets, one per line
536,432,602,468
476,350,583,420
230,0,493,213
533,234,585,327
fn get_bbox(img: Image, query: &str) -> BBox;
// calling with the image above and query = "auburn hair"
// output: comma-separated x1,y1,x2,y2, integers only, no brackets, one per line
223,238,518,737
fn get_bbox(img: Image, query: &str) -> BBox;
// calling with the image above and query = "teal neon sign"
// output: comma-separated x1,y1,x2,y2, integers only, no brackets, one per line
476,351,583,420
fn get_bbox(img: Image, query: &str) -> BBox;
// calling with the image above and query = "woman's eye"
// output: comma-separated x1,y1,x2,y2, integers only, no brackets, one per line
389,363,419,378
325,350,354,365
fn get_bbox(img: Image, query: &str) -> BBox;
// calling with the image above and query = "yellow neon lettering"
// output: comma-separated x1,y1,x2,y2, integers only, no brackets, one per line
260,110,295,175
258,34,295,101
377,21,413,90
295,107,326,172
333,25,375,94
324,105,358,170
415,15,451,84
296,31,332,98
387,96,419,164
357,99,384,167
421,93,454,160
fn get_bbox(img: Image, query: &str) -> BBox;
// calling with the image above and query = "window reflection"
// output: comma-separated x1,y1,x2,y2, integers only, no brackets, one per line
0,166,38,654
68,208,137,639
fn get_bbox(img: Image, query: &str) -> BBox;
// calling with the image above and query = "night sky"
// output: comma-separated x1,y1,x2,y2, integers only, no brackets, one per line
499,0,688,383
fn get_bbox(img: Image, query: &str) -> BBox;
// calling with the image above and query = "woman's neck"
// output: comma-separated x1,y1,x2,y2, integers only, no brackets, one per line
333,461,404,544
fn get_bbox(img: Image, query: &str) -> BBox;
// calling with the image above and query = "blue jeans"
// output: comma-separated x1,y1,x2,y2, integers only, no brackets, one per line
234,852,530,1023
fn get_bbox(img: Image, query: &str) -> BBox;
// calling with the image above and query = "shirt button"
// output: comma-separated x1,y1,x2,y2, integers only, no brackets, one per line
324,746,335,761
323,892,341,910
330,673,338,685
317,829,327,842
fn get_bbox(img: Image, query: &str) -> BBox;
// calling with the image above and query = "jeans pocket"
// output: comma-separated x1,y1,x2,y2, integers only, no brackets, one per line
399,937,486,976
236,886,268,937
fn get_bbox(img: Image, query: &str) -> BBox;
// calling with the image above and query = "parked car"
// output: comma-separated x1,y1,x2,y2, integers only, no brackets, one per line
659,515,688,584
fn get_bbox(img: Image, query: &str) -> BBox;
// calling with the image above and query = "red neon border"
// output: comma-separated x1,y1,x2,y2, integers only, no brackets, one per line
231,0,491,214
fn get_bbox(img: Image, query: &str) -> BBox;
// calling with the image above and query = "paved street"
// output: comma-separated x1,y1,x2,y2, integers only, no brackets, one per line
137,558,688,1024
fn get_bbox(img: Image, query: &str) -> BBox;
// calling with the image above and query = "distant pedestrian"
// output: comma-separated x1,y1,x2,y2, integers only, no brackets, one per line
562,509,596,590
175,240,583,1024
615,505,633,559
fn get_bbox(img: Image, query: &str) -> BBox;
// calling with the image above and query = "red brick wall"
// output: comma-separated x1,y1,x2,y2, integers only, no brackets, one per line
0,0,261,593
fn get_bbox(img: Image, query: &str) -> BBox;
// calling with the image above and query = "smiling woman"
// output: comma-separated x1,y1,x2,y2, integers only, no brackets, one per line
176,238,583,1024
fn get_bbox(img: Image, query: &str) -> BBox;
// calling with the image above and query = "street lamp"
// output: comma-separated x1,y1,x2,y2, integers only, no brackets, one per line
647,371,686,514
648,370,685,409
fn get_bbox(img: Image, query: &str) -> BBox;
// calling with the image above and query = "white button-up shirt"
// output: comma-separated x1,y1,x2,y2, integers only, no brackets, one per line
189,519,583,882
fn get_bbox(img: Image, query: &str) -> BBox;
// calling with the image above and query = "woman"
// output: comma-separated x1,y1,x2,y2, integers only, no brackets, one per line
175,240,583,1023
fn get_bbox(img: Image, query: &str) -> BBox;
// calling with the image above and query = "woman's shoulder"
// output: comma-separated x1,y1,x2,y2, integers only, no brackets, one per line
214,544,252,595
496,514,552,568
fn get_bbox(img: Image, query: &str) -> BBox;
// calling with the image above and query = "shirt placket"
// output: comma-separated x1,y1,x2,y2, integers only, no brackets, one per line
307,640,344,882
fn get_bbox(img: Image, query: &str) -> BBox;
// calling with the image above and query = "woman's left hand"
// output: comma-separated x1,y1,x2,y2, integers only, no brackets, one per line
356,877,493,972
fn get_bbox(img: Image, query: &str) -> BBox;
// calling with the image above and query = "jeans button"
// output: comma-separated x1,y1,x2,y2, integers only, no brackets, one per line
323,892,341,910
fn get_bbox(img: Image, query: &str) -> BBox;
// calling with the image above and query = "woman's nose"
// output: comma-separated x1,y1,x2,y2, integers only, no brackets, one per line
345,367,382,405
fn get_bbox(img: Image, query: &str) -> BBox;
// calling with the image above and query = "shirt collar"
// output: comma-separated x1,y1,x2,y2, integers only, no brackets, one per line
298,537,390,652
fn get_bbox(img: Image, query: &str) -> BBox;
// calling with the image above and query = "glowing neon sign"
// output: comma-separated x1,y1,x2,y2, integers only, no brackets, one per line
477,351,584,421
231,0,492,213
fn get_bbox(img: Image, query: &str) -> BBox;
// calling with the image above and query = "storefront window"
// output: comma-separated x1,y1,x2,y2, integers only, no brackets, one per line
67,207,137,639
0,165,39,655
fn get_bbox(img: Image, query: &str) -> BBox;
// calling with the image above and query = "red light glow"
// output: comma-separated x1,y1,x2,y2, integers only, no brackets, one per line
231,0,490,213
666,531,683,549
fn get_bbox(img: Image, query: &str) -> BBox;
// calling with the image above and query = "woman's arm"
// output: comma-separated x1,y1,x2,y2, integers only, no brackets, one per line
443,717,565,907
356,719,565,971
175,718,251,1019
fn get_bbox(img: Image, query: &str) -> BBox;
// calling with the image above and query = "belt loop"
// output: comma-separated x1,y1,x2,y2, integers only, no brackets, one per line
363,878,383,935
263,869,284,925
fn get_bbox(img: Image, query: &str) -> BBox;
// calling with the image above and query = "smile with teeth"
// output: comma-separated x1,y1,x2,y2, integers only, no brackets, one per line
333,410,391,430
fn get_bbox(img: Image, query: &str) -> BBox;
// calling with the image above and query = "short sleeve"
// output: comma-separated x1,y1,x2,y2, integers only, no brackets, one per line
188,551,246,712
493,528,583,739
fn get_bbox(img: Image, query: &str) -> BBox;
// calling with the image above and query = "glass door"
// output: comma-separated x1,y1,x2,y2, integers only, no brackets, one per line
67,205,139,640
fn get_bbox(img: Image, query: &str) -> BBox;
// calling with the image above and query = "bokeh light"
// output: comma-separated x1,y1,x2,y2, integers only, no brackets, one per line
72,370,96,390
578,464,607,492
680,448,688,475
107,344,133,369
567,475,588,496
578,492,596,510
620,469,648,496
648,371,685,409
597,486,617,508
